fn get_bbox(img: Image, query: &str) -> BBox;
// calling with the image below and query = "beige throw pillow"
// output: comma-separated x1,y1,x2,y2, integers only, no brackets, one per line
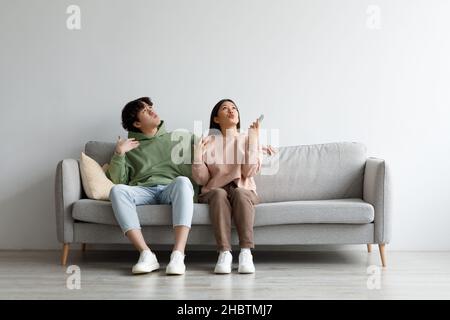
80,152,114,200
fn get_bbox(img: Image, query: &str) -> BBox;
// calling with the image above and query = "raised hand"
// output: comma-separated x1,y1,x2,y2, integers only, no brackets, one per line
262,145,277,156
248,118,260,147
115,136,140,155
194,135,209,163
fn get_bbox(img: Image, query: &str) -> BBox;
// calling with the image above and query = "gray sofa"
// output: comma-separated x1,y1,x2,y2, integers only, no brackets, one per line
55,141,391,267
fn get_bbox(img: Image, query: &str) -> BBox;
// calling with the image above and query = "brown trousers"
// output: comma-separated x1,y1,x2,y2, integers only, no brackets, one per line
198,182,260,251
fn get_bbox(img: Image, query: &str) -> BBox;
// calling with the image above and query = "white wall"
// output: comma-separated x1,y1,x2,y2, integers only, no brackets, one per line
1,0,449,250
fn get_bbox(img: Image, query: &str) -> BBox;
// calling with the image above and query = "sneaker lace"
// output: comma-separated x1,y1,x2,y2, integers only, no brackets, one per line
139,251,151,263
170,251,183,263
240,251,252,264
218,252,229,264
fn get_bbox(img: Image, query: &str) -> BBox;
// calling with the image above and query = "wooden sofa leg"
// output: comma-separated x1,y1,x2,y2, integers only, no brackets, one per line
378,244,386,267
61,243,70,266
81,243,86,252
367,244,372,252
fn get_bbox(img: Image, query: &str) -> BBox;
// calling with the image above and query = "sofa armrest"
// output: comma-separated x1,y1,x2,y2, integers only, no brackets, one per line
55,159,82,244
363,157,392,244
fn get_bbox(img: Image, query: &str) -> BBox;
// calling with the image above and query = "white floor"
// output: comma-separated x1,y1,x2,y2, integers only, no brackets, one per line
1,249,449,299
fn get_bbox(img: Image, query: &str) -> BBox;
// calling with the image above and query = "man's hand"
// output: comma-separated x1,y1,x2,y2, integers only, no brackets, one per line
115,136,140,155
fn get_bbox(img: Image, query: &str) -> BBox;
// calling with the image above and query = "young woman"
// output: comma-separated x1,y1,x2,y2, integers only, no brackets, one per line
192,99,263,274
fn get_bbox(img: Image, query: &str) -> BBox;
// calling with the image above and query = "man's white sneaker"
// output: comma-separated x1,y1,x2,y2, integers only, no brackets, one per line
166,250,186,275
238,250,255,274
132,250,160,274
214,251,233,274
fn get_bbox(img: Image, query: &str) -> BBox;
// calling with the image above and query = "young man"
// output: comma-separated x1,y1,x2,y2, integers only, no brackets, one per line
106,97,196,275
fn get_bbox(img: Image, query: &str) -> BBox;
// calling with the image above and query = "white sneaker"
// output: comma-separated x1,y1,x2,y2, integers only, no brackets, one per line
166,251,186,275
214,251,233,274
238,250,255,274
132,250,160,274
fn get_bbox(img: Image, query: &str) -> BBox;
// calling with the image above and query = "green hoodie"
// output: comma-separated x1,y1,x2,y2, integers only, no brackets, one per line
106,121,198,196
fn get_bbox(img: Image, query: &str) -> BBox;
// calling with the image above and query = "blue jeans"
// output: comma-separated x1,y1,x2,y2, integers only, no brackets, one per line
109,176,194,235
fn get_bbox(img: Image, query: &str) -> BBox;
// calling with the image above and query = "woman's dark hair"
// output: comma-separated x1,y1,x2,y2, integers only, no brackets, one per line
121,97,153,132
209,99,240,134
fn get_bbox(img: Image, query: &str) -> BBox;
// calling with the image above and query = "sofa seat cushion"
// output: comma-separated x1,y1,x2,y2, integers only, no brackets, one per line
253,199,374,225
73,200,211,226
72,198,374,227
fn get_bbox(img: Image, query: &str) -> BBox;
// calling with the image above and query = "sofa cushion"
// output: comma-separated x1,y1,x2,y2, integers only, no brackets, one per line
255,142,367,202
72,198,374,227
84,141,116,168
84,141,367,203
254,199,374,225
79,152,114,200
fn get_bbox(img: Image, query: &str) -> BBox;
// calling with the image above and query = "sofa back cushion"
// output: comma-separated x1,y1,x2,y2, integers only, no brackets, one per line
254,142,366,202
85,141,366,203
85,141,116,167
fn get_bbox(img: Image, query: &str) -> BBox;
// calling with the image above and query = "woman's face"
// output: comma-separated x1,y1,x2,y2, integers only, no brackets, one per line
214,101,239,130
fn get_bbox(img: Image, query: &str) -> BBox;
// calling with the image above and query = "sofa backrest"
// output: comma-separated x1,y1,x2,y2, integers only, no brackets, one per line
85,141,367,203
85,141,116,167
254,142,366,202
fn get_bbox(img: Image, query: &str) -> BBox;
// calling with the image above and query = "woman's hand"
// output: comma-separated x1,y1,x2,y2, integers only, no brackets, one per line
262,145,277,156
194,136,209,163
115,136,140,155
248,118,260,147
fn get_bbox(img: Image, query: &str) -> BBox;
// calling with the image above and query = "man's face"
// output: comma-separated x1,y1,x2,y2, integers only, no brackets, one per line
134,103,161,131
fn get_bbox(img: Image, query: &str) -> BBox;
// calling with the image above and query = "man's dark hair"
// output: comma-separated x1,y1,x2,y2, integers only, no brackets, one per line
209,99,240,134
121,97,153,132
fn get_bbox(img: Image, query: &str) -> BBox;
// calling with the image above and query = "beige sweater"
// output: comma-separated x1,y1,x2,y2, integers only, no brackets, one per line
192,133,263,195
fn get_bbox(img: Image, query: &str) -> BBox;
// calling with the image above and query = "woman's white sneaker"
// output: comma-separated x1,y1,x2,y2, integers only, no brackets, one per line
166,250,186,275
132,250,160,274
238,249,255,274
214,251,233,274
